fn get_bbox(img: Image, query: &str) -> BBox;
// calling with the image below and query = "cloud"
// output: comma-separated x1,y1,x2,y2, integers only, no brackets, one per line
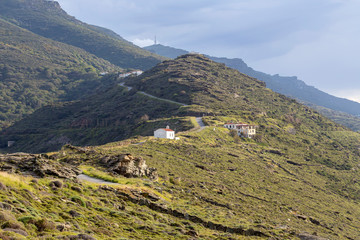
56,0,360,98
56,0,342,59
132,38,155,47
250,0,360,90
329,89,360,104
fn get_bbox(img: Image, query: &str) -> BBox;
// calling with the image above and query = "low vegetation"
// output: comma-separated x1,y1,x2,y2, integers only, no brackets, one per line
144,43,360,123
0,18,121,130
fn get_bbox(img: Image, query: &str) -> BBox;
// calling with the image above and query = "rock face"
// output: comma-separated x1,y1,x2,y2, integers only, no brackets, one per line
101,154,158,180
0,153,81,179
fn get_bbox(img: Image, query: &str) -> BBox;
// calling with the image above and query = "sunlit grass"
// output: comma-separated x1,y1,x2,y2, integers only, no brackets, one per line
0,171,34,190
80,165,174,202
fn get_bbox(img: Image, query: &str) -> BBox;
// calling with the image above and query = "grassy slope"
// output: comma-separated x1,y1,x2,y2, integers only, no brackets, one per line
0,18,120,130
0,0,166,70
94,124,360,239
144,44,360,131
0,54,350,153
0,171,239,239
1,55,360,239
2,122,359,239
0,84,190,153
304,102,360,132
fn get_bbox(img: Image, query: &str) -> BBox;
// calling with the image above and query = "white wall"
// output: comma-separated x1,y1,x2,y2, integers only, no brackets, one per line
154,129,175,139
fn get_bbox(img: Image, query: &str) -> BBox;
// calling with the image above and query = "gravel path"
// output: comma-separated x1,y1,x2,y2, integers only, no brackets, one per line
119,82,206,132
196,117,206,127
77,174,119,185
118,82,132,91
119,82,187,106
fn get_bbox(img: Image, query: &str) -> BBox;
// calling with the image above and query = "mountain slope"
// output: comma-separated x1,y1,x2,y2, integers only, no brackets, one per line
0,0,166,70
0,54,345,153
0,79,189,153
144,44,360,130
0,18,120,130
1,54,360,239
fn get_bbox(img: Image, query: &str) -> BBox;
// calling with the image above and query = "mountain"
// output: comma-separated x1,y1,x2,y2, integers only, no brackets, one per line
144,44,360,131
0,17,121,131
0,74,187,153
1,54,360,239
145,44,188,59
0,0,166,70
0,54,346,152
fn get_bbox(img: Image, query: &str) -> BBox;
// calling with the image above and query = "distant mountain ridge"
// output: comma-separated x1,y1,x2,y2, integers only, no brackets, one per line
0,0,166,70
144,44,360,130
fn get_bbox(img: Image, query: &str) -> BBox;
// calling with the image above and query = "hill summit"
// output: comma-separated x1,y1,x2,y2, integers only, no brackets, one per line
144,44,360,131
1,54,360,239
1,54,345,153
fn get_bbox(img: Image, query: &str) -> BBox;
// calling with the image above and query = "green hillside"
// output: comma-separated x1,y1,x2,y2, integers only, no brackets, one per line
145,44,360,131
1,54,360,239
0,18,120,130
0,54,349,153
0,80,188,153
0,0,166,70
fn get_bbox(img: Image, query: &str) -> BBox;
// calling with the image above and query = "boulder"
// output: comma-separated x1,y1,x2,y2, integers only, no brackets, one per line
50,180,63,188
105,154,158,180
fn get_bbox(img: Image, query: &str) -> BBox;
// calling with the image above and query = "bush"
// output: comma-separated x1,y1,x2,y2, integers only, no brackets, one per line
1,220,24,230
71,196,87,207
49,180,63,188
169,177,181,185
35,218,56,232
0,212,16,224
17,216,37,224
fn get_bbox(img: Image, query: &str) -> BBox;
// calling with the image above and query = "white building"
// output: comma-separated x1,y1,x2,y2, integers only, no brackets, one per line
7,141,15,147
224,123,256,138
154,126,175,139
119,70,143,78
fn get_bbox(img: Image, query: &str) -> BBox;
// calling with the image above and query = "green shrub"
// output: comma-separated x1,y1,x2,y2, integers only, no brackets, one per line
35,218,56,232
0,211,16,224
71,196,87,207
17,216,37,224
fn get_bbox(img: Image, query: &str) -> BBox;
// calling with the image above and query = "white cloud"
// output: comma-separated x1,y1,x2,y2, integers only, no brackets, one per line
329,89,360,103
132,38,156,47
56,0,360,98
250,0,360,90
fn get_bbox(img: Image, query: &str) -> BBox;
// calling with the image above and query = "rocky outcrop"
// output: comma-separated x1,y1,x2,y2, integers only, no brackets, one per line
101,154,158,180
0,153,81,179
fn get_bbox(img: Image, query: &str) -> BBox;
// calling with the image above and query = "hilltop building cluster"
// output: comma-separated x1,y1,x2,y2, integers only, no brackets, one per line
119,70,143,78
224,123,256,138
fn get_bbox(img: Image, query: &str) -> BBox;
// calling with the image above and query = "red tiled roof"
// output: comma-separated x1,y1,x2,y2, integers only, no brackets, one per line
161,128,174,132
224,123,247,125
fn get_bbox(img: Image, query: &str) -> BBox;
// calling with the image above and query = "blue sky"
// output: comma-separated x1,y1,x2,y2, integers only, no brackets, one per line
56,0,360,102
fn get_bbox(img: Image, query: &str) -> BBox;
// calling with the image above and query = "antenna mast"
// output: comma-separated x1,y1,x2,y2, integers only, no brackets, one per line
154,35,157,45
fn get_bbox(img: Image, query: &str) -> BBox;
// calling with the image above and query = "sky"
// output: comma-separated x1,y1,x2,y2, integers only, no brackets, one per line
56,0,360,103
